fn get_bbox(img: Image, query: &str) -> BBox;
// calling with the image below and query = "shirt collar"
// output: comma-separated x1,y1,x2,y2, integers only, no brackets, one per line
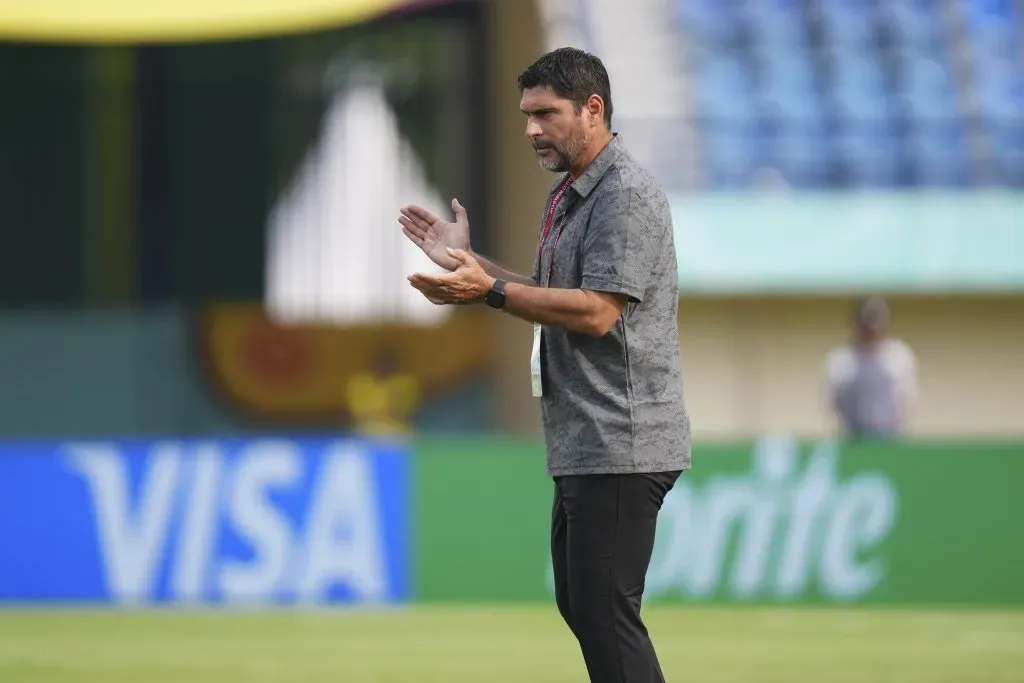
568,132,625,198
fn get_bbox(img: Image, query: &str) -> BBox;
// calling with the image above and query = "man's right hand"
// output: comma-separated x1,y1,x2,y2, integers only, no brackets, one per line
399,198,472,271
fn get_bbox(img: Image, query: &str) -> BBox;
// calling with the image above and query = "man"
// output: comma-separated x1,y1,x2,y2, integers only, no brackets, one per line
825,296,918,438
398,47,690,683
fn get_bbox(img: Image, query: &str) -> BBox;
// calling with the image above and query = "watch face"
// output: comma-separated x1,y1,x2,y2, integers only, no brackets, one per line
486,285,505,308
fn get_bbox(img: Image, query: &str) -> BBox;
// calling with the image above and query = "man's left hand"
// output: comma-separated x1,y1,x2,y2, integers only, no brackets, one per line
408,248,496,306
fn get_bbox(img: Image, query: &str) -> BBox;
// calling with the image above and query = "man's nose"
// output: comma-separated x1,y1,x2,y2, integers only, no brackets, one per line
525,118,543,140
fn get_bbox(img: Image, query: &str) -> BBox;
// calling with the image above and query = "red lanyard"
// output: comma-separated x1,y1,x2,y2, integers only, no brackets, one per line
537,176,573,287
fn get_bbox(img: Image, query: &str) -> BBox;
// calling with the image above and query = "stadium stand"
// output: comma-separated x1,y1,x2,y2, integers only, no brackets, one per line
670,0,1024,189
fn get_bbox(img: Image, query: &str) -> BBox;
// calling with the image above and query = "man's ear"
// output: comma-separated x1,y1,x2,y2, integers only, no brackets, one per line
586,94,604,128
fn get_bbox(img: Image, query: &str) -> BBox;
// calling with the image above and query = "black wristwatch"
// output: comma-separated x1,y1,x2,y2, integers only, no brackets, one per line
484,279,507,309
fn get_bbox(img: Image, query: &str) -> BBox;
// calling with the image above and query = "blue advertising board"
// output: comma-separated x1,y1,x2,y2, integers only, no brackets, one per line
0,437,409,605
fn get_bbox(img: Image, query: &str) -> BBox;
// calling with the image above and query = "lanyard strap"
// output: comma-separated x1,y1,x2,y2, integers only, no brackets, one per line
537,176,573,287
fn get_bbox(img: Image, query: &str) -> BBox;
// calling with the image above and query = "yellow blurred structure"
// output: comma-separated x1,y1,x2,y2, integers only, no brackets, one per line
346,366,422,437
0,0,414,43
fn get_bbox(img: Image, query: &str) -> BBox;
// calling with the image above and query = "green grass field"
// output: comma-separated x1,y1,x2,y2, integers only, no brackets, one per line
0,605,1022,682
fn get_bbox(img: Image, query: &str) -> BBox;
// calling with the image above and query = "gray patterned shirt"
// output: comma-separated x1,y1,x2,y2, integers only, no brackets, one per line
531,134,691,476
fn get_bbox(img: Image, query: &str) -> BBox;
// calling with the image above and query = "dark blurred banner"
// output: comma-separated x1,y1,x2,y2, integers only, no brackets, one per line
0,0,453,43
0,0,485,312
0,1,493,436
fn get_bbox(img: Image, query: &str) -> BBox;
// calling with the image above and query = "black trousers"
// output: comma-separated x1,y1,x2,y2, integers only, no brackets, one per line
551,470,682,683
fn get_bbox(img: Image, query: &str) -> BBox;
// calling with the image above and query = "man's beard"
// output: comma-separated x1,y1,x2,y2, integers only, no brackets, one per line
534,128,589,172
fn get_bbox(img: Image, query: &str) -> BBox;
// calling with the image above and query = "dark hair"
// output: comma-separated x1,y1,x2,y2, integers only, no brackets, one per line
517,47,613,127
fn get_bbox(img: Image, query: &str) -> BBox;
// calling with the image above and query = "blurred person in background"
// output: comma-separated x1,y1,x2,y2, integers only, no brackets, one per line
826,296,918,439
398,47,689,683
346,346,421,437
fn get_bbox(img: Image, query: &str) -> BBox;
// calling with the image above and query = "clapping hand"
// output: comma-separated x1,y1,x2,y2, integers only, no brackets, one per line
399,198,471,271
408,248,496,306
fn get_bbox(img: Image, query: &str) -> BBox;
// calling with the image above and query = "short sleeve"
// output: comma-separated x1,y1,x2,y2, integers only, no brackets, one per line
824,345,854,407
885,339,918,409
580,187,653,303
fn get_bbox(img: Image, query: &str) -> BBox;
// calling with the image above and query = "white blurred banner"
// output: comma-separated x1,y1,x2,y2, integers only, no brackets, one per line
266,79,450,326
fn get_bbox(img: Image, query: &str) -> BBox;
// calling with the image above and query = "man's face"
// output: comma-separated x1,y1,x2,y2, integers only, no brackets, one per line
520,86,591,173
856,321,887,346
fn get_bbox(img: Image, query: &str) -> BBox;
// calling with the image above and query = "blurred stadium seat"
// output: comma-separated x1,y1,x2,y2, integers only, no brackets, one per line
885,0,946,46
814,0,882,47
673,0,1024,189
742,0,808,45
